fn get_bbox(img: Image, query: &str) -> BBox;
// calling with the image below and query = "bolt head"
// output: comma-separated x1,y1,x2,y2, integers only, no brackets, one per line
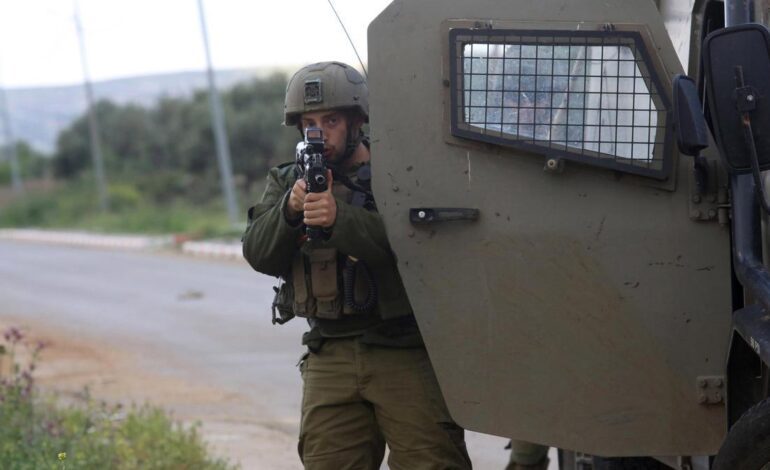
748,95,755,101
417,210,427,219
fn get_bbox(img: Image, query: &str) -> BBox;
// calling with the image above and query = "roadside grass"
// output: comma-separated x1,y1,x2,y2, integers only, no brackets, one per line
0,327,238,469
0,176,265,239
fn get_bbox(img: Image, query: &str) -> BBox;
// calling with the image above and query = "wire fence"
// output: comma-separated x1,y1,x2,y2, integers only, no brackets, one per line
451,30,672,178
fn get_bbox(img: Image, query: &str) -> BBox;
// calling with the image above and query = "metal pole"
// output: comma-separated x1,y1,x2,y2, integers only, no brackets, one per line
730,173,770,311
0,87,23,194
724,0,770,310
725,0,752,25
74,0,109,211
725,0,770,26
196,0,239,227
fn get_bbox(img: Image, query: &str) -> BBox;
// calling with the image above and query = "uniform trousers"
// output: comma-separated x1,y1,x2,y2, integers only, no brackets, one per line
506,440,549,468
298,337,472,470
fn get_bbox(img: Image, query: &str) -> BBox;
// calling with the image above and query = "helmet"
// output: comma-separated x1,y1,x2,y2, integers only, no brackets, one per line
284,61,368,126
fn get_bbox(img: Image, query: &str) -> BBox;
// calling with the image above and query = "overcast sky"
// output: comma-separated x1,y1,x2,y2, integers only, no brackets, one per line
0,0,392,88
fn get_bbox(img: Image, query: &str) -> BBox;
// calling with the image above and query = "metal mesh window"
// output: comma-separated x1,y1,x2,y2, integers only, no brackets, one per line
450,29,672,179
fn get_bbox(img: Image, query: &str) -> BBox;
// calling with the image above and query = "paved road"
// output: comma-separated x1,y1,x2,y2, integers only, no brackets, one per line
0,240,554,469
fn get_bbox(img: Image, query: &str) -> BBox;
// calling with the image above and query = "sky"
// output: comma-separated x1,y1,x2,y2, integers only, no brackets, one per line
0,0,392,88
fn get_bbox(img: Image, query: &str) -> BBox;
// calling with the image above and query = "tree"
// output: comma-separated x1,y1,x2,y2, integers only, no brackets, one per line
51,72,298,201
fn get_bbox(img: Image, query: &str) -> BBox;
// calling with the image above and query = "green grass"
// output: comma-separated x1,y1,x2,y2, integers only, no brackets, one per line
0,327,238,470
0,176,264,239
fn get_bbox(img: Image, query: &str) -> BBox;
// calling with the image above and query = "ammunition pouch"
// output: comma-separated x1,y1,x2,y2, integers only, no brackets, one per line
291,248,345,319
283,245,379,320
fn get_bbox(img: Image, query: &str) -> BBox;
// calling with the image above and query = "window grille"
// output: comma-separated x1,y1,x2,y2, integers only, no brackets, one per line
449,29,673,179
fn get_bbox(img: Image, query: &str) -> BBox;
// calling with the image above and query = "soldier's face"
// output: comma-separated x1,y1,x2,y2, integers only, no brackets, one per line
300,110,351,162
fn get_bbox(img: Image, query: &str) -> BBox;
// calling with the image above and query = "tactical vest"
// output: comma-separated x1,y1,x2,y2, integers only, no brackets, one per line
272,164,377,324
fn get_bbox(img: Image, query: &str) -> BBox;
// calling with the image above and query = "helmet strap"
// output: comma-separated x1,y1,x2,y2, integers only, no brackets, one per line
341,123,364,163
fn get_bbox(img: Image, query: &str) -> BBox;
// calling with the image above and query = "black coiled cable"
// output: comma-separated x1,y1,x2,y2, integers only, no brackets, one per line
343,258,378,313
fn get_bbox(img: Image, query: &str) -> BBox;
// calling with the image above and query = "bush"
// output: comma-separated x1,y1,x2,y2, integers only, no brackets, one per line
107,183,142,212
0,178,99,227
0,327,237,470
0,175,242,238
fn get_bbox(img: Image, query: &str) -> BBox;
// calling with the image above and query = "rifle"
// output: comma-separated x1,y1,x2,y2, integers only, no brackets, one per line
295,127,329,241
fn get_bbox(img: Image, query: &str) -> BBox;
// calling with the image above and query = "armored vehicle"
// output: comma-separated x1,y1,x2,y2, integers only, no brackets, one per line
367,0,770,468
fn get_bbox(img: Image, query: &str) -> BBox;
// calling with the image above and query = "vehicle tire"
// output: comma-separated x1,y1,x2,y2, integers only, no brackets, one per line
591,457,667,470
713,397,770,470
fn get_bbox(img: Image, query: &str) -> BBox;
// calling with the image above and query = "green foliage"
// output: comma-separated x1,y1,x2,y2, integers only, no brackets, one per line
0,327,237,470
81,201,234,238
107,183,142,212
134,171,189,204
0,175,245,238
1,73,296,233
225,74,298,189
0,141,50,185
0,162,10,186
51,73,297,200
0,177,100,227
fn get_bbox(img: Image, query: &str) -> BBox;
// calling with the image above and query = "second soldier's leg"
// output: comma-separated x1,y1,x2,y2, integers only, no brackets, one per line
299,339,386,470
506,440,549,470
361,343,472,470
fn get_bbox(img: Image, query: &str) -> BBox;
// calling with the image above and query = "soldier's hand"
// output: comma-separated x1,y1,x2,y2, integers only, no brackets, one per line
287,179,307,219
303,171,337,228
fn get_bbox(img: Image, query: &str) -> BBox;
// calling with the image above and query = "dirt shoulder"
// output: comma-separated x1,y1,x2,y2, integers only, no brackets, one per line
0,317,301,470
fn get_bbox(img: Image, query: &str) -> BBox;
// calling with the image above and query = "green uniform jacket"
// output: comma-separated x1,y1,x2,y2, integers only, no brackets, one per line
242,163,421,346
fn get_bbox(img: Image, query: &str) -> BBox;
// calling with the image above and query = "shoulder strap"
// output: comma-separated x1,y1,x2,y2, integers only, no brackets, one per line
337,164,376,210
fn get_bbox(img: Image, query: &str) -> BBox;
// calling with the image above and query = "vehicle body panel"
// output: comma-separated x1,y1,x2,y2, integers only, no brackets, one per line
368,0,731,456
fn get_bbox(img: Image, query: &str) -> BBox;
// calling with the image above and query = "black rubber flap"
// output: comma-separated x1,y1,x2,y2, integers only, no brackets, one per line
672,74,709,156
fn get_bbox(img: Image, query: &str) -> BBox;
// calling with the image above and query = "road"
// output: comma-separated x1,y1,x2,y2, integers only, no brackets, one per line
0,240,555,469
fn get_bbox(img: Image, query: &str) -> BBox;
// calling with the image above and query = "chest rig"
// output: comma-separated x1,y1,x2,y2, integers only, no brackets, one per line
272,164,377,324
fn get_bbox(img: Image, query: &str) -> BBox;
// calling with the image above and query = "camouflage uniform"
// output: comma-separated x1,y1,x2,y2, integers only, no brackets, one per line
506,440,549,469
242,61,471,470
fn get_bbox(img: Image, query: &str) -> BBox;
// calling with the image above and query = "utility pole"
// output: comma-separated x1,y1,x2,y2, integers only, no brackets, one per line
0,86,23,194
74,0,109,211
196,0,239,227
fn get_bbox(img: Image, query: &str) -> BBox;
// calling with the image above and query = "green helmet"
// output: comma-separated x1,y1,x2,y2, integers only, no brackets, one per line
284,61,368,126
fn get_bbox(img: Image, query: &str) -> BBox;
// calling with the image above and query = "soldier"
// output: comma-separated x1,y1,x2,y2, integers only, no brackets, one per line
242,61,472,470
507,440,549,469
